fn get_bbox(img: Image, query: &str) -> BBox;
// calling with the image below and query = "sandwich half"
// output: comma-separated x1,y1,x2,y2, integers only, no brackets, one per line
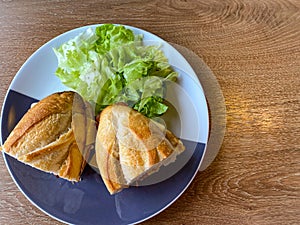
95,104,185,194
1,91,95,182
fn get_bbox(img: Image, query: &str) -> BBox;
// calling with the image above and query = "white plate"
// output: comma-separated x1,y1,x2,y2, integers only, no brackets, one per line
1,24,209,225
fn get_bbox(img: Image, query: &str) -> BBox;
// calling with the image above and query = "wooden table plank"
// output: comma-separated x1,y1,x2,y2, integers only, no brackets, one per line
0,0,299,224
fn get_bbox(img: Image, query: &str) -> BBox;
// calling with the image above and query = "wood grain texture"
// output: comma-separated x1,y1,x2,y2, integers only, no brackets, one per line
0,0,299,224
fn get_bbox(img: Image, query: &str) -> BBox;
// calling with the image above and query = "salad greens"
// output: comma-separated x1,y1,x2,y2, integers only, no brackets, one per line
54,24,177,117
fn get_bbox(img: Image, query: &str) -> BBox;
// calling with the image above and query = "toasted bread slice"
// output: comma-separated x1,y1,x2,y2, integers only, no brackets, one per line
95,104,185,194
1,91,95,182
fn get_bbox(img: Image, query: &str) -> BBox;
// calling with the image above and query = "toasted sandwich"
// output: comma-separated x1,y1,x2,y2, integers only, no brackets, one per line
95,104,185,194
1,91,95,182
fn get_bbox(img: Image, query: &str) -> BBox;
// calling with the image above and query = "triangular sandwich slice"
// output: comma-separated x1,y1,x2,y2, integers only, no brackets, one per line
95,104,185,194
1,91,95,182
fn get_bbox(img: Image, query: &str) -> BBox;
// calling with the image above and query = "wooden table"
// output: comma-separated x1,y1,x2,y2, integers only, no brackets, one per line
0,0,299,224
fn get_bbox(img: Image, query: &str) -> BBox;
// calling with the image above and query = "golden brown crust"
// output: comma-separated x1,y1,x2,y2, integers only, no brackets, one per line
95,106,128,194
95,104,185,194
3,91,74,156
1,91,93,182
59,141,84,181
129,110,151,140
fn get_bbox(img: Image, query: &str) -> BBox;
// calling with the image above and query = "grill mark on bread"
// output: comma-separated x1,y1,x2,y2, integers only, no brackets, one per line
129,110,151,140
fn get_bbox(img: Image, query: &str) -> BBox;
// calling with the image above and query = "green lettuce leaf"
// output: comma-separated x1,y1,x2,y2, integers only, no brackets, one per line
53,24,177,117
133,96,168,118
